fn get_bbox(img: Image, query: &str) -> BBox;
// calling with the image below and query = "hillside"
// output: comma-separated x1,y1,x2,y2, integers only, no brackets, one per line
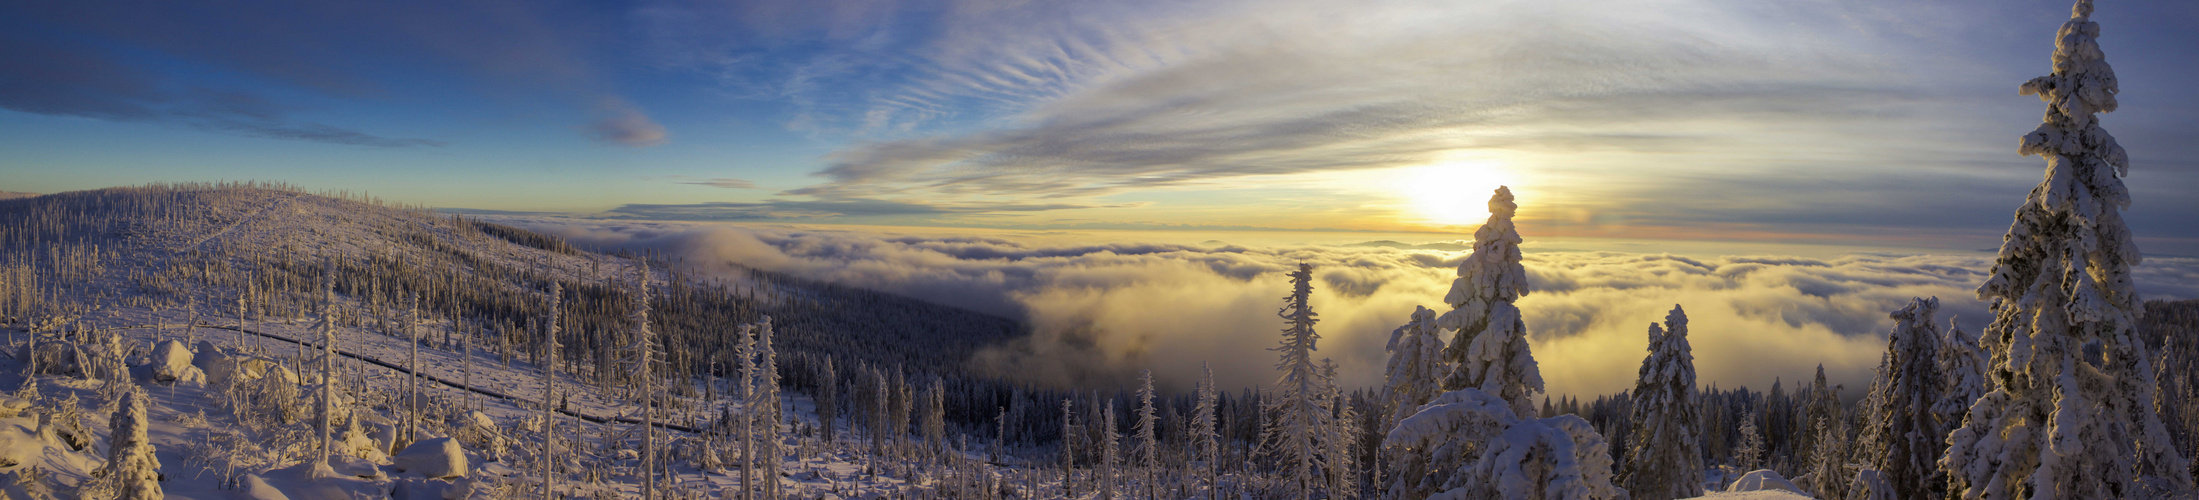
0,184,1050,498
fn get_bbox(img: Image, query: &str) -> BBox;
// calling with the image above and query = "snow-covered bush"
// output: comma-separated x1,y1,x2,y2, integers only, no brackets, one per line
1383,388,1623,500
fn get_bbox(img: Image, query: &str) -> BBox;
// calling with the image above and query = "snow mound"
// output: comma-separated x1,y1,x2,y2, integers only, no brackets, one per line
0,396,29,418
392,437,468,479
149,339,206,385
240,474,293,500
1725,469,1805,494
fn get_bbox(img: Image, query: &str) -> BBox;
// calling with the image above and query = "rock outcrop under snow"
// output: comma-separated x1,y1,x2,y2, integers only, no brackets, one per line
392,437,468,479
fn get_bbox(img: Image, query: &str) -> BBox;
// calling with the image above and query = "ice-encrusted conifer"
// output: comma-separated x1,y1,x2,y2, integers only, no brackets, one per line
540,282,562,500
1322,359,1359,500
1855,297,1946,499
1618,305,1703,500
1191,363,1221,493
1135,370,1160,500
87,387,161,500
1935,319,1986,446
311,263,338,477
1101,402,1120,500
755,316,782,499
1382,388,1622,500
1264,263,1328,500
1944,0,2195,497
1061,398,1077,497
1735,410,1764,472
624,261,659,499
1440,186,1543,419
1385,305,1449,431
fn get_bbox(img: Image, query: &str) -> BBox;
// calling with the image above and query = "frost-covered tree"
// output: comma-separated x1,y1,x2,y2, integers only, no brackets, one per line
754,317,782,500
1619,305,1703,500
1735,410,1764,472
734,322,757,500
1854,297,1946,499
1322,359,1359,500
540,283,562,500
624,261,660,499
1062,398,1077,498
1802,417,1847,499
312,264,339,477
1943,1,2196,496
1439,186,1543,419
1102,402,1120,500
403,292,421,448
1383,389,1623,500
86,387,161,500
1192,363,1221,493
1264,263,1328,500
1135,370,1160,500
1935,319,1986,453
1384,305,1449,430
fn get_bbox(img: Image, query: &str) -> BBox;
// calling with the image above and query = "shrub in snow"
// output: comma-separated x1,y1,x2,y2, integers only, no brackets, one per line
393,437,469,479
1944,0,2197,496
1382,389,1623,500
3,467,60,500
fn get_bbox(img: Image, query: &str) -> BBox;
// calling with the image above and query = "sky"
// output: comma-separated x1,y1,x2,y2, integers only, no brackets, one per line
3,0,2197,254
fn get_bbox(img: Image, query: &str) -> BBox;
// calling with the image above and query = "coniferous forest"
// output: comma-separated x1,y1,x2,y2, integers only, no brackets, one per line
2,1,2196,499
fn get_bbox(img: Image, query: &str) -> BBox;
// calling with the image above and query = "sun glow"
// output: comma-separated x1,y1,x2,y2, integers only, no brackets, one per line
1396,161,1511,228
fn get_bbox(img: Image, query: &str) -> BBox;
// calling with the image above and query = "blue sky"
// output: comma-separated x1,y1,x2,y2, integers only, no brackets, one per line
3,0,2196,253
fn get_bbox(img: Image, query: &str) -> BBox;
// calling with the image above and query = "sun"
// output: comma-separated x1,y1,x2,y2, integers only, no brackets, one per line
1396,161,1510,228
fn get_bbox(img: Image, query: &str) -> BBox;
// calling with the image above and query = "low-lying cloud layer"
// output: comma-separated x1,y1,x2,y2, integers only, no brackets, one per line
518,218,2199,397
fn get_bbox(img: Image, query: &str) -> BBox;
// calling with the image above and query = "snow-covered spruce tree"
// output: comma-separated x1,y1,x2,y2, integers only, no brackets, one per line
1618,305,1703,500
88,387,161,500
1802,416,1846,499
1855,297,1946,499
624,261,660,499
1192,362,1221,493
403,291,421,449
921,377,945,465
1735,410,1764,472
1385,305,1449,430
312,264,339,477
1944,0,2196,497
755,316,782,499
1322,359,1360,500
1136,370,1160,500
1102,402,1120,500
1382,389,1622,500
541,283,562,500
735,322,757,500
1935,319,1986,455
1440,186,1543,419
1062,398,1077,497
1264,262,1329,500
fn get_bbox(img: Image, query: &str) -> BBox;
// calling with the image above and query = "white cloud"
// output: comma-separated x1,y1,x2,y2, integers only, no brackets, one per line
516,218,2199,397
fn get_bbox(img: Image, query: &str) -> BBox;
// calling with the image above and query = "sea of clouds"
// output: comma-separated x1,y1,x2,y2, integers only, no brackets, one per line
513,218,2199,398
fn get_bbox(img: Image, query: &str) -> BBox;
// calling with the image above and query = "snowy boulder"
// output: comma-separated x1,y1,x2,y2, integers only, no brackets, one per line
192,340,240,386
239,474,293,500
149,339,207,385
1726,469,1806,494
392,437,469,479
